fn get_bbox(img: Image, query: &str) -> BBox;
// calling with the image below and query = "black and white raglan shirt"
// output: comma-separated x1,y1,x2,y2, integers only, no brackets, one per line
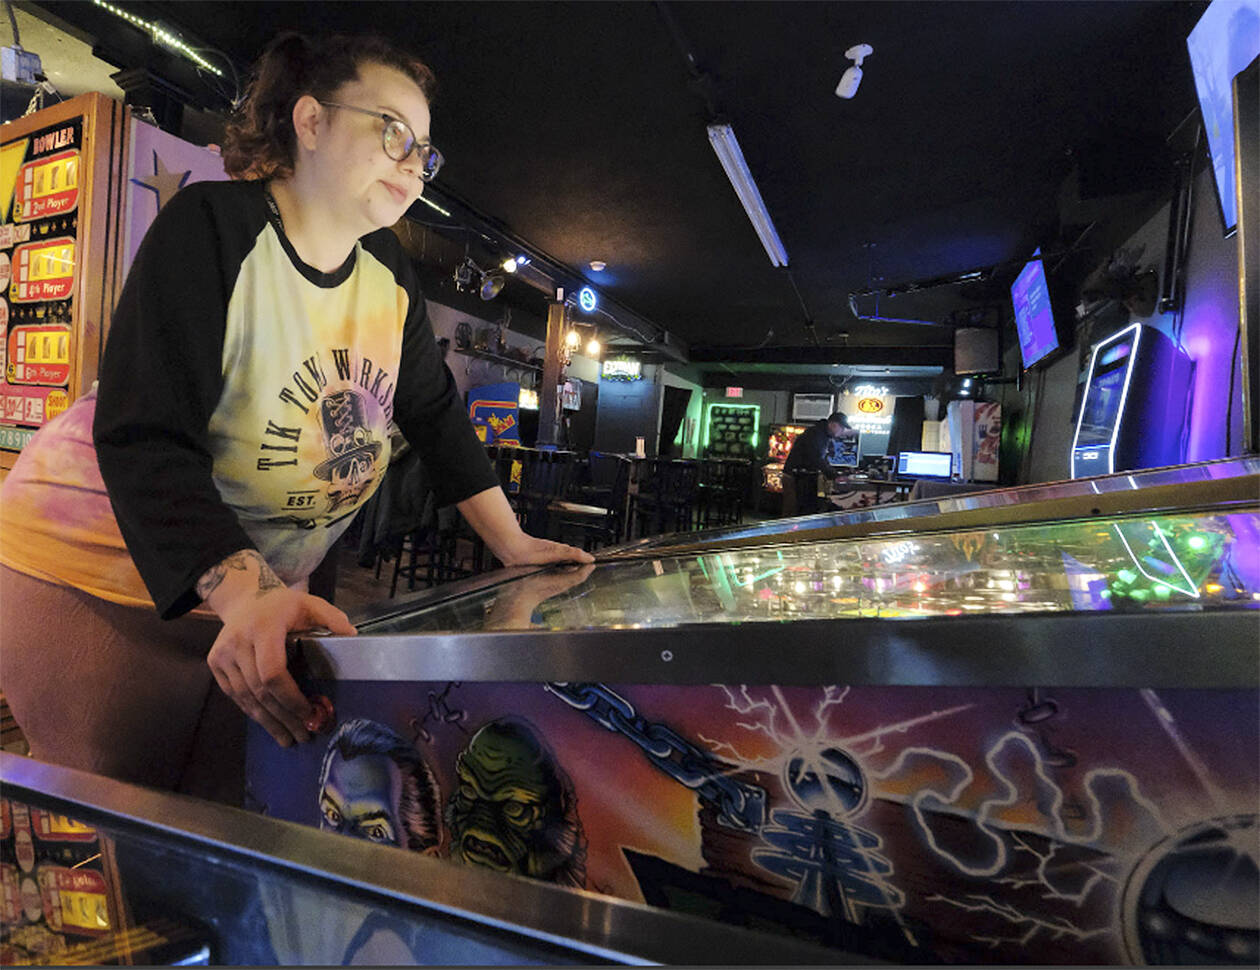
0,179,497,619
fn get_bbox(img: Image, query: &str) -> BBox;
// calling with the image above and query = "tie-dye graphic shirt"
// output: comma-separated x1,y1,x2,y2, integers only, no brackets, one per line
0,180,497,618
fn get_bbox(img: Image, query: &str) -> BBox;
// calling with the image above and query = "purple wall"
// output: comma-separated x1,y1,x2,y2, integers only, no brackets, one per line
1177,166,1245,459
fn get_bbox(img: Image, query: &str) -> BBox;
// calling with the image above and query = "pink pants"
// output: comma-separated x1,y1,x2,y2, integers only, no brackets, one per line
0,565,246,803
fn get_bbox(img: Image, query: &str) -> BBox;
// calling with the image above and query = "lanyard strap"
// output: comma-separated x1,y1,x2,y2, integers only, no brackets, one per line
263,188,286,236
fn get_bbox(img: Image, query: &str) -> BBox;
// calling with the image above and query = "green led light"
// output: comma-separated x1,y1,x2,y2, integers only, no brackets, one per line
738,566,786,587
1117,568,1137,584
1154,584,1172,598
1186,535,1206,551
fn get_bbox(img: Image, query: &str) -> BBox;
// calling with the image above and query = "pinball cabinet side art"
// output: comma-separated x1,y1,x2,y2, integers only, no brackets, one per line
248,675,1258,966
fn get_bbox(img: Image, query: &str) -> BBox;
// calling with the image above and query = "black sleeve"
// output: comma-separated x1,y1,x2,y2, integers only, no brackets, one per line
93,184,258,620
390,290,501,507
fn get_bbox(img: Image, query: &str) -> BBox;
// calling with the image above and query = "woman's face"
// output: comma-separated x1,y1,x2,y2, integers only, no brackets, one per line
307,62,433,233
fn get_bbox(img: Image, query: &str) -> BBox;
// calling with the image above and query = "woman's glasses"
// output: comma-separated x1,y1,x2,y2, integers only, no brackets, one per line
317,101,443,182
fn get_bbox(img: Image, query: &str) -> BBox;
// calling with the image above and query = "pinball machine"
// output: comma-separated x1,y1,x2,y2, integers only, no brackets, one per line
236,458,1260,966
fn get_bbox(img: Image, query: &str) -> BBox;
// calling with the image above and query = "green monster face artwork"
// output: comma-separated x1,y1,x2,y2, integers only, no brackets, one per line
446,718,586,887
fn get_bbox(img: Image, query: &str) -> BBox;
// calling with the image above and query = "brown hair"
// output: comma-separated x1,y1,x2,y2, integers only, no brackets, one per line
221,32,436,181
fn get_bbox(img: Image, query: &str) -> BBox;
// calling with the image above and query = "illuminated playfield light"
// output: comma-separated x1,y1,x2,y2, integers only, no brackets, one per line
91,0,224,76
1112,521,1200,598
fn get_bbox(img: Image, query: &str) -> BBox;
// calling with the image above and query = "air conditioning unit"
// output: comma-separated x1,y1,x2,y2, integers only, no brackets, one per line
792,393,834,421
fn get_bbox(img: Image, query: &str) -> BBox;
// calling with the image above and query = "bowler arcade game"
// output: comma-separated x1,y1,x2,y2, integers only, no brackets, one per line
0,93,127,475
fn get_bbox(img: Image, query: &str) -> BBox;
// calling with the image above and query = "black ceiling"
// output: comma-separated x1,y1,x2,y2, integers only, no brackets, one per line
32,1,1209,362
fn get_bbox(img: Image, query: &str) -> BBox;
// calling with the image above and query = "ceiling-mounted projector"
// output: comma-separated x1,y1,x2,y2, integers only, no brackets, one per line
836,44,873,99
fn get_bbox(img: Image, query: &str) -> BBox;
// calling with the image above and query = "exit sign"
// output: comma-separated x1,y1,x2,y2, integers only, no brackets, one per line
725,386,743,398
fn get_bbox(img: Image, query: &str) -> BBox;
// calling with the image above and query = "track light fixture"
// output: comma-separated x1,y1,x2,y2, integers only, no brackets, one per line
706,123,789,267
453,256,507,301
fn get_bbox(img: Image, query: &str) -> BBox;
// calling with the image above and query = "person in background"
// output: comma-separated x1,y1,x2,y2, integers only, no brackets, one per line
0,32,590,802
780,411,855,517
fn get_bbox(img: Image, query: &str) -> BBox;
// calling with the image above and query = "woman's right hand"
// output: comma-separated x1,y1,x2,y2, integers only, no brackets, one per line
197,550,357,747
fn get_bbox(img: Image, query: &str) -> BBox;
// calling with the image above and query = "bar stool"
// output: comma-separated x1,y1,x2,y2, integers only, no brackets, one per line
696,458,752,527
631,459,700,537
550,455,631,550
516,449,577,539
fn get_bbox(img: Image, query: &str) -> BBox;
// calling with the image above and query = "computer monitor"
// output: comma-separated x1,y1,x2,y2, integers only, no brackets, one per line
896,451,953,479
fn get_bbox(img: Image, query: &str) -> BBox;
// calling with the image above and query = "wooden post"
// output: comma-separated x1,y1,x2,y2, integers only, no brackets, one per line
536,298,567,447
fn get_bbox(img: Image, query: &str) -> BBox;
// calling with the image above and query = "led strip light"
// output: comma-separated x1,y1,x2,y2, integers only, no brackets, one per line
91,0,224,77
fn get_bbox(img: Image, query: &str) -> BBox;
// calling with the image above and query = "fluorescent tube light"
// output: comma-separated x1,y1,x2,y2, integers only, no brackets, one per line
706,123,789,267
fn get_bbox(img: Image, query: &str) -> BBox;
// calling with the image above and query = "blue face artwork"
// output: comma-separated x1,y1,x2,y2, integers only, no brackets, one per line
318,750,402,846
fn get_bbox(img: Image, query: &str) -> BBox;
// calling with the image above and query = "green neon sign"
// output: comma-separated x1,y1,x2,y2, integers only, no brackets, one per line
703,402,761,451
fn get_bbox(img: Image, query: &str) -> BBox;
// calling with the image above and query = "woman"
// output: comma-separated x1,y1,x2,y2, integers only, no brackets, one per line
0,33,590,801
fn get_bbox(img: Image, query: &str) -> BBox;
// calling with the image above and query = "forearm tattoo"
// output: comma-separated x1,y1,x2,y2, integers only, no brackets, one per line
196,549,285,601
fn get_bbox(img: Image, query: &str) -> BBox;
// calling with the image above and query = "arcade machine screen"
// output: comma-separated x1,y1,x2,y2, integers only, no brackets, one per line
1076,364,1128,447
762,424,806,492
826,432,859,469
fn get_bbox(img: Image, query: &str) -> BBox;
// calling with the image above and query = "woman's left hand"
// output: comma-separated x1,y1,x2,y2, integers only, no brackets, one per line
496,533,594,567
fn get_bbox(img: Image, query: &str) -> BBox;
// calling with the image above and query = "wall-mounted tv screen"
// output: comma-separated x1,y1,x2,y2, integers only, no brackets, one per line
1011,250,1060,369
1187,0,1260,235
